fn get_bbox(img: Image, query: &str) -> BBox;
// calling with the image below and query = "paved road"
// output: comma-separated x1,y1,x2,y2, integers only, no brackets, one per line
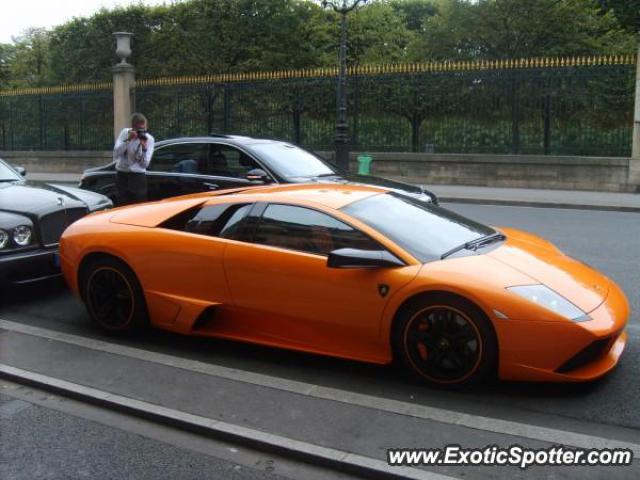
0,388,287,480
0,381,353,480
1,203,639,479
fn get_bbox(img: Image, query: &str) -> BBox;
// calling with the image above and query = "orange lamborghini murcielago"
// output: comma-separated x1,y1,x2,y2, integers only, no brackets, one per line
60,184,629,387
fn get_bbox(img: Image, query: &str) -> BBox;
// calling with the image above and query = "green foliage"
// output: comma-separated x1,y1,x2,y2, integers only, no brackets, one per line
5,28,50,86
0,43,16,87
596,0,640,34
47,5,167,83
338,1,416,65
408,0,635,61
0,0,636,158
43,0,336,82
0,0,636,87
389,0,438,31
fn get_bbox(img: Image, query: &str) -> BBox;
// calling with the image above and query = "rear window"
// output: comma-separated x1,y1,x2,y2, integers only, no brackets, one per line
161,203,252,238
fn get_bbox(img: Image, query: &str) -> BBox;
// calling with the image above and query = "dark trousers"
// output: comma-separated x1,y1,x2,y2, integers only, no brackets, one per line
116,171,148,205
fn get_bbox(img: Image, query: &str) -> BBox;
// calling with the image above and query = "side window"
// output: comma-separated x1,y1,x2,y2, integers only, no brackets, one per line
254,204,380,256
162,203,252,237
204,145,261,178
219,204,255,241
151,143,209,173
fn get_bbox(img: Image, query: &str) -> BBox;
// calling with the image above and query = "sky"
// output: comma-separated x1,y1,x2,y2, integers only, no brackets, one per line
0,0,173,44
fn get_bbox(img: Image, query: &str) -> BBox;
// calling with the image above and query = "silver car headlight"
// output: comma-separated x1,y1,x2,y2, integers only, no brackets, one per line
507,284,589,322
13,225,33,246
0,229,8,249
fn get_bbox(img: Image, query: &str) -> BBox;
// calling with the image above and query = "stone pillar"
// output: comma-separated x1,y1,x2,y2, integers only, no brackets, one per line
628,44,640,191
633,43,640,159
112,32,135,139
112,63,135,138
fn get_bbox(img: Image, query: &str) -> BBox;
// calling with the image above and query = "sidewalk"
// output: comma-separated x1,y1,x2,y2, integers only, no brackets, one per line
27,172,640,212
430,185,640,212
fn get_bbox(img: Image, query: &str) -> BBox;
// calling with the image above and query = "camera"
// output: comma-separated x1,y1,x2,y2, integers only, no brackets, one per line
136,129,148,141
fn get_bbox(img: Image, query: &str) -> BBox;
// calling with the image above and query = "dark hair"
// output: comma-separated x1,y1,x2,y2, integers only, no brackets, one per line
131,112,147,126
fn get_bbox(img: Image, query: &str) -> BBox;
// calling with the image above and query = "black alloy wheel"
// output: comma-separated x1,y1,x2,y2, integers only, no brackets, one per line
83,257,148,335
393,293,497,387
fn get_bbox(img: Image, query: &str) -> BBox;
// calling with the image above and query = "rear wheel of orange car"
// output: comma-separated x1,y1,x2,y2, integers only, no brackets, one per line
83,257,148,336
392,293,497,388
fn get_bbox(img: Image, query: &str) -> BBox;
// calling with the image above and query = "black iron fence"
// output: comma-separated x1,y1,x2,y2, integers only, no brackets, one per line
0,82,113,151
0,56,636,156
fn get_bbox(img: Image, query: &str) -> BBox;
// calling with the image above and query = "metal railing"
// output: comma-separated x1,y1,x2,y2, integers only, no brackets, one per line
0,55,636,156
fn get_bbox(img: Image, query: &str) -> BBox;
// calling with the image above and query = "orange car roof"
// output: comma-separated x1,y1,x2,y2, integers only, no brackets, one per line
110,184,388,228
216,183,387,209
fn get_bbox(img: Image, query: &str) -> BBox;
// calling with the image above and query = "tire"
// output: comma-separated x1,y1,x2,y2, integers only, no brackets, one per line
392,292,497,388
82,256,148,336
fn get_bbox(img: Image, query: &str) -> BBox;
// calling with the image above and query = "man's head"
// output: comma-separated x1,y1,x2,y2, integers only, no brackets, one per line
131,112,148,130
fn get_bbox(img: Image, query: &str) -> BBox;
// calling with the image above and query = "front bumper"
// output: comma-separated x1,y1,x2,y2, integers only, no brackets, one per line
0,247,62,286
495,281,629,382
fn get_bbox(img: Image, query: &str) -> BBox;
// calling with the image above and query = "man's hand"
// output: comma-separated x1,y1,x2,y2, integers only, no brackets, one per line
140,139,148,150
127,129,138,141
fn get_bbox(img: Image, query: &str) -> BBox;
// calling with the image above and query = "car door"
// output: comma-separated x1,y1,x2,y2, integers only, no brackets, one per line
148,142,247,200
222,203,420,362
137,201,254,333
201,143,274,188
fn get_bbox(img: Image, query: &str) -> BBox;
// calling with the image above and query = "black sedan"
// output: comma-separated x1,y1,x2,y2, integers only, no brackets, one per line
80,135,438,205
0,158,112,286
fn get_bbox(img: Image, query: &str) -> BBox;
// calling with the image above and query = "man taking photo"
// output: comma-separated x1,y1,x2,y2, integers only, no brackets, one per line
113,112,155,205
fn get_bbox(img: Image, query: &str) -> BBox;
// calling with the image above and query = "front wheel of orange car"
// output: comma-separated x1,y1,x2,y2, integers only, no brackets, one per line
83,257,148,336
392,293,497,388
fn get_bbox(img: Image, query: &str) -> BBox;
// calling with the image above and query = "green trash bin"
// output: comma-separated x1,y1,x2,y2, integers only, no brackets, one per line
357,154,373,175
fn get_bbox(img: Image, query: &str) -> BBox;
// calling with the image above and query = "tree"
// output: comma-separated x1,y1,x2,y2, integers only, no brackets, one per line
596,0,640,34
7,28,51,86
47,5,165,83
327,1,415,66
45,0,335,81
390,0,437,31
0,0,637,87
409,0,635,61
0,43,16,87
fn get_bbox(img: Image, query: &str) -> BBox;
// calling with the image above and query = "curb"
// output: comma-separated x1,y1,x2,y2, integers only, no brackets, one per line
439,197,640,213
0,364,453,480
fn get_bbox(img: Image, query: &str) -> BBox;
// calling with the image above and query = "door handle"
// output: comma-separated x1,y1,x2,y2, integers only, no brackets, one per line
203,182,219,190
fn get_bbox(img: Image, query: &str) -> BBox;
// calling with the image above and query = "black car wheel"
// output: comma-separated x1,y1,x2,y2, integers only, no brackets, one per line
83,257,148,335
392,292,497,387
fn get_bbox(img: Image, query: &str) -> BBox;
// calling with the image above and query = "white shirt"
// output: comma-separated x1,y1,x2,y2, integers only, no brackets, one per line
113,128,155,173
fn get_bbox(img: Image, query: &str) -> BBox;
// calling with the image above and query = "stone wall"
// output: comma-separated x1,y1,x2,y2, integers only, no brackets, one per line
1,149,636,193
320,152,634,193
0,151,111,173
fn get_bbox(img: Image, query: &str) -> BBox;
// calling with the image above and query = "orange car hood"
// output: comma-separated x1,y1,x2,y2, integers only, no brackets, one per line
487,228,609,313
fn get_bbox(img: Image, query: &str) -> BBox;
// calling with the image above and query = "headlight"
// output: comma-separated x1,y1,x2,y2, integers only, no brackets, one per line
0,229,8,249
507,284,589,322
13,225,32,246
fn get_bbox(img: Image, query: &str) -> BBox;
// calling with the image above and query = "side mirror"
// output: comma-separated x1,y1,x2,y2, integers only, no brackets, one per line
13,165,26,176
420,187,439,205
246,168,271,184
327,248,405,269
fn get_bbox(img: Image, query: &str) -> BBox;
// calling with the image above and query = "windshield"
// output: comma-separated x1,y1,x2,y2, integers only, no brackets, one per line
248,142,335,179
0,159,21,182
342,192,495,263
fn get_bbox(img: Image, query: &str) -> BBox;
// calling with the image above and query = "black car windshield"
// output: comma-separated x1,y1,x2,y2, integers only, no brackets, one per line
0,160,21,182
341,192,496,263
247,143,335,178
